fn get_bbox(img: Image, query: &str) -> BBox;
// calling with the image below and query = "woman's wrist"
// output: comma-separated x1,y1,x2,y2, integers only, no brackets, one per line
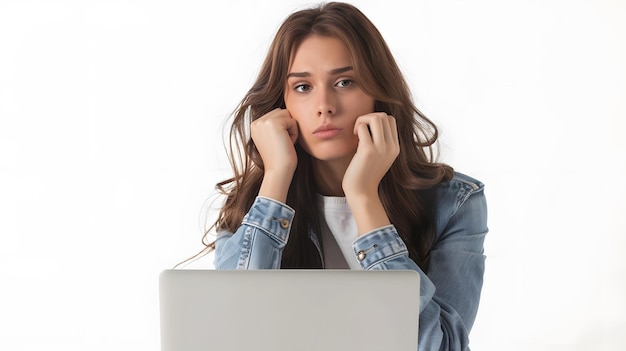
345,190,391,236
258,169,294,204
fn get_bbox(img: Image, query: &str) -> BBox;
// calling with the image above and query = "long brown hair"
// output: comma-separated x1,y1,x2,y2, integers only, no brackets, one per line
203,2,453,271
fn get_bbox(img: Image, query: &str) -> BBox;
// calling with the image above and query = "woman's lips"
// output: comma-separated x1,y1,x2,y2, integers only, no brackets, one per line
313,125,342,139
313,129,341,138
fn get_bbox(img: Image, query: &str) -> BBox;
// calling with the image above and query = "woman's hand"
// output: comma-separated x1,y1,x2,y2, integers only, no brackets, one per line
342,112,400,235
251,108,299,203
342,112,399,197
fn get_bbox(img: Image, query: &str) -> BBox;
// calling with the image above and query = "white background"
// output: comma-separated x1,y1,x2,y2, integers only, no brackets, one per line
1,0,624,350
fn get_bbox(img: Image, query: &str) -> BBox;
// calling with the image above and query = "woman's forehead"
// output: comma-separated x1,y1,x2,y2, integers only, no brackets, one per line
288,35,354,72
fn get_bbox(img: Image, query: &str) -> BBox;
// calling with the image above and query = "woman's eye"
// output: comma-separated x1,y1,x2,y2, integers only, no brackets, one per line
295,84,311,93
336,79,354,88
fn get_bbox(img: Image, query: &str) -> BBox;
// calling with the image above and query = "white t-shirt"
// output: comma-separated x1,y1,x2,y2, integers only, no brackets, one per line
317,195,361,270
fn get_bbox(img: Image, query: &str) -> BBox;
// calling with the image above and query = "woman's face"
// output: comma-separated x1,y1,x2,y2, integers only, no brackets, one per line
284,35,375,163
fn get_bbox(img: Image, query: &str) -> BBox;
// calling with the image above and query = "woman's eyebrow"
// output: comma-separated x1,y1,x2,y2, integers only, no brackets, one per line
330,66,353,75
286,66,354,78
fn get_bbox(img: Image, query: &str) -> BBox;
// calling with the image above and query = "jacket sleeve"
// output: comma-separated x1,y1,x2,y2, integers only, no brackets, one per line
213,196,295,269
352,186,488,351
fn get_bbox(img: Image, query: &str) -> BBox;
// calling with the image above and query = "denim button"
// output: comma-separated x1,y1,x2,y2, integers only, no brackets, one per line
279,219,289,229
356,245,377,261
357,251,366,261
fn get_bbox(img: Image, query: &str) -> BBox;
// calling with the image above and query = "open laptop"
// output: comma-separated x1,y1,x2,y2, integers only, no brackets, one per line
159,269,420,351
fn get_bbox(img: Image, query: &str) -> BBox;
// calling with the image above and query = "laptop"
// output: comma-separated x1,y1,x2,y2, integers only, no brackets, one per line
159,269,420,351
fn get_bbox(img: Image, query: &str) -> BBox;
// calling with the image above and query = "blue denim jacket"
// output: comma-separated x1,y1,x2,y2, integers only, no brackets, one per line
214,172,488,351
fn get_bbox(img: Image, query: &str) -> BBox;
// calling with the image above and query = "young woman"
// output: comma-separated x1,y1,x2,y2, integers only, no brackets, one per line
207,2,488,350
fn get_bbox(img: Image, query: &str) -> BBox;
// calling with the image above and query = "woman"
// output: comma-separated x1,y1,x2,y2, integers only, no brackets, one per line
208,2,487,350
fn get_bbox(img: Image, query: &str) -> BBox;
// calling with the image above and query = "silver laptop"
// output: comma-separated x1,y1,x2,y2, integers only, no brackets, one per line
159,269,420,351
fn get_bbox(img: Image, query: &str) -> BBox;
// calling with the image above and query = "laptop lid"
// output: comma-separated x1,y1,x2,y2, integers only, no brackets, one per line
159,269,420,351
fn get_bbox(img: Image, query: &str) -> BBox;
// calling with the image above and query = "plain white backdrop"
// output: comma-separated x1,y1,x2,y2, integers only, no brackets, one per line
1,0,624,350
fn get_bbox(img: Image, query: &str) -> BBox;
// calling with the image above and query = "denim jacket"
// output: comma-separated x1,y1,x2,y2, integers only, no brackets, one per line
214,172,488,351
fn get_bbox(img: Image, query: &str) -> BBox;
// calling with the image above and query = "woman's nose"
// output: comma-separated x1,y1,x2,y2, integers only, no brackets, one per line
316,87,336,117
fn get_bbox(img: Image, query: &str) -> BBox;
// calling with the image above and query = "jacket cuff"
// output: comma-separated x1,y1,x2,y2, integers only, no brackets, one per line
241,196,295,244
352,225,409,270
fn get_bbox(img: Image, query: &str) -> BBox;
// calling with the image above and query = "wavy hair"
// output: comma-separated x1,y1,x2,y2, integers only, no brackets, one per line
199,2,453,271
